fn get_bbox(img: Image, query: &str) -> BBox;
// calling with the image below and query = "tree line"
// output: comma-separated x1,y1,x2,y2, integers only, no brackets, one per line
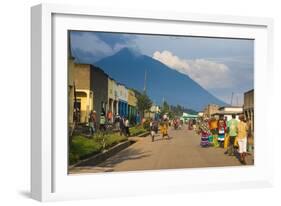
132,89,197,119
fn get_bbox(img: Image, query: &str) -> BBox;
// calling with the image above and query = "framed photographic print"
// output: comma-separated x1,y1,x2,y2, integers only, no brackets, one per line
31,3,274,202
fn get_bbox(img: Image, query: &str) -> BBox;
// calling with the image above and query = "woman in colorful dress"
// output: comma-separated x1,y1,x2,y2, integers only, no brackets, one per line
161,115,170,139
199,118,211,147
237,114,248,164
217,115,227,148
209,117,219,147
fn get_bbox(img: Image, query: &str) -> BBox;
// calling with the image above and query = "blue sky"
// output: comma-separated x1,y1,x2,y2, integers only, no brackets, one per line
70,31,254,105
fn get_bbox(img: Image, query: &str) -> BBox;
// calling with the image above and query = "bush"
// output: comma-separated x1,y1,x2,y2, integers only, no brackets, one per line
69,133,128,165
70,135,102,160
69,152,79,165
104,133,127,148
130,125,147,136
142,119,151,130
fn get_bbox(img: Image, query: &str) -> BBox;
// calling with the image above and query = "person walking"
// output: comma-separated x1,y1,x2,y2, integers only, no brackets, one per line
199,117,211,147
209,117,219,147
225,114,238,156
161,115,169,139
217,115,227,148
114,113,120,131
246,117,254,153
88,110,96,136
150,119,158,142
237,114,248,164
119,116,125,136
136,112,141,125
124,117,130,137
99,108,106,132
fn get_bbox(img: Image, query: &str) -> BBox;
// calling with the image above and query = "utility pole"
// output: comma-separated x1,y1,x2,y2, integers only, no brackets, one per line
143,68,147,93
230,92,234,106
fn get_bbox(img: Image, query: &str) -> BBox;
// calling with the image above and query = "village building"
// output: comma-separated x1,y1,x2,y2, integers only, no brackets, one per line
117,83,128,118
67,33,78,132
68,53,75,130
107,78,119,123
90,65,109,127
244,89,254,134
144,104,161,120
212,106,243,121
203,104,220,118
127,89,137,123
67,33,75,130
68,62,109,127
72,63,94,123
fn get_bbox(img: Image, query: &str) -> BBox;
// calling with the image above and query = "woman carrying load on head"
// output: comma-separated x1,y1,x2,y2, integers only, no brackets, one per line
161,114,170,139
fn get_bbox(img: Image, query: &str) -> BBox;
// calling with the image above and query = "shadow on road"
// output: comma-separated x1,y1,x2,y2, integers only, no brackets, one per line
97,147,151,168
152,136,173,142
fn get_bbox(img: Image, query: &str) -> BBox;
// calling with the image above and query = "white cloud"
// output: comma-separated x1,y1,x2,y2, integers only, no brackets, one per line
153,50,233,89
71,33,128,61
72,33,112,56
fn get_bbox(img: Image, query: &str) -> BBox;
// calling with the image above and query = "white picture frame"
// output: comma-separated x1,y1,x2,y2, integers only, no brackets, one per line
31,3,274,202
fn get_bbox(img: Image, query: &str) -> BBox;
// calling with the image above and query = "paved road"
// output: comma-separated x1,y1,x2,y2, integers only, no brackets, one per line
70,125,253,174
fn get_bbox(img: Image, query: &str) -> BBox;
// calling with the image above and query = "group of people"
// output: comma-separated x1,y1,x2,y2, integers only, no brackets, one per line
88,109,131,137
198,114,253,165
149,114,170,142
172,118,183,130
88,109,107,135
188,119,197,130
115,115,131,137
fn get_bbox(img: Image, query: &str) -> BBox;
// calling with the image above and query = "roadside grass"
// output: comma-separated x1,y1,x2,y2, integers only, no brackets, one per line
69,132,127,165
129,125,147,136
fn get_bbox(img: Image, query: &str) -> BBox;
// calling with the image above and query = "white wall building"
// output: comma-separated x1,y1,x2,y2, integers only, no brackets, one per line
212,106,243,121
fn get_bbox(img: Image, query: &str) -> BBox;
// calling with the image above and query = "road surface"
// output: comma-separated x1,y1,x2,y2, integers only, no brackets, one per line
70,125,253,174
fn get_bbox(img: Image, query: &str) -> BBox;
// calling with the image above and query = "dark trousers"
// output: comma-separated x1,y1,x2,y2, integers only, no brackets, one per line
125,127,130,137
120,127,125,136
99,124,106,132
227,136,236,155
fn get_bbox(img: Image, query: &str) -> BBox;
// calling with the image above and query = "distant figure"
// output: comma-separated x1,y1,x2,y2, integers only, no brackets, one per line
88,110,96,136
124,117,130,137
114,113,120,130
161,118,169,139
99,108,106,131
209,117,219,147
246,117,254,153
188,119,193,130
217,115,227,147
180,120,184,128
73,108,81,123
237,114,248,164
173,119,179,130
150,119,158,142
119,116,125,136
199,117,211,147
136,112,141,125
107,110,113,123
225,114,238,156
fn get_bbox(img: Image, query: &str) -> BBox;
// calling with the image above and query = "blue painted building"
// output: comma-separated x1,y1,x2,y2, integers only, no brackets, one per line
117,83,128,118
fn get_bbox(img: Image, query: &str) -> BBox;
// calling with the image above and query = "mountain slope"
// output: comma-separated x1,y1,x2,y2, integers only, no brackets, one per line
92,48,226,111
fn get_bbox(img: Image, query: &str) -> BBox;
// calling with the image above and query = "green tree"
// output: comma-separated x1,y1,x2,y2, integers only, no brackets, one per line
160,101,173,118
136,92,152,118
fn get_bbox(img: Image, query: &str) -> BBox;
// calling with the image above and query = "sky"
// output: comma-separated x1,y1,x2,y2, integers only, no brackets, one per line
70,31,254,105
